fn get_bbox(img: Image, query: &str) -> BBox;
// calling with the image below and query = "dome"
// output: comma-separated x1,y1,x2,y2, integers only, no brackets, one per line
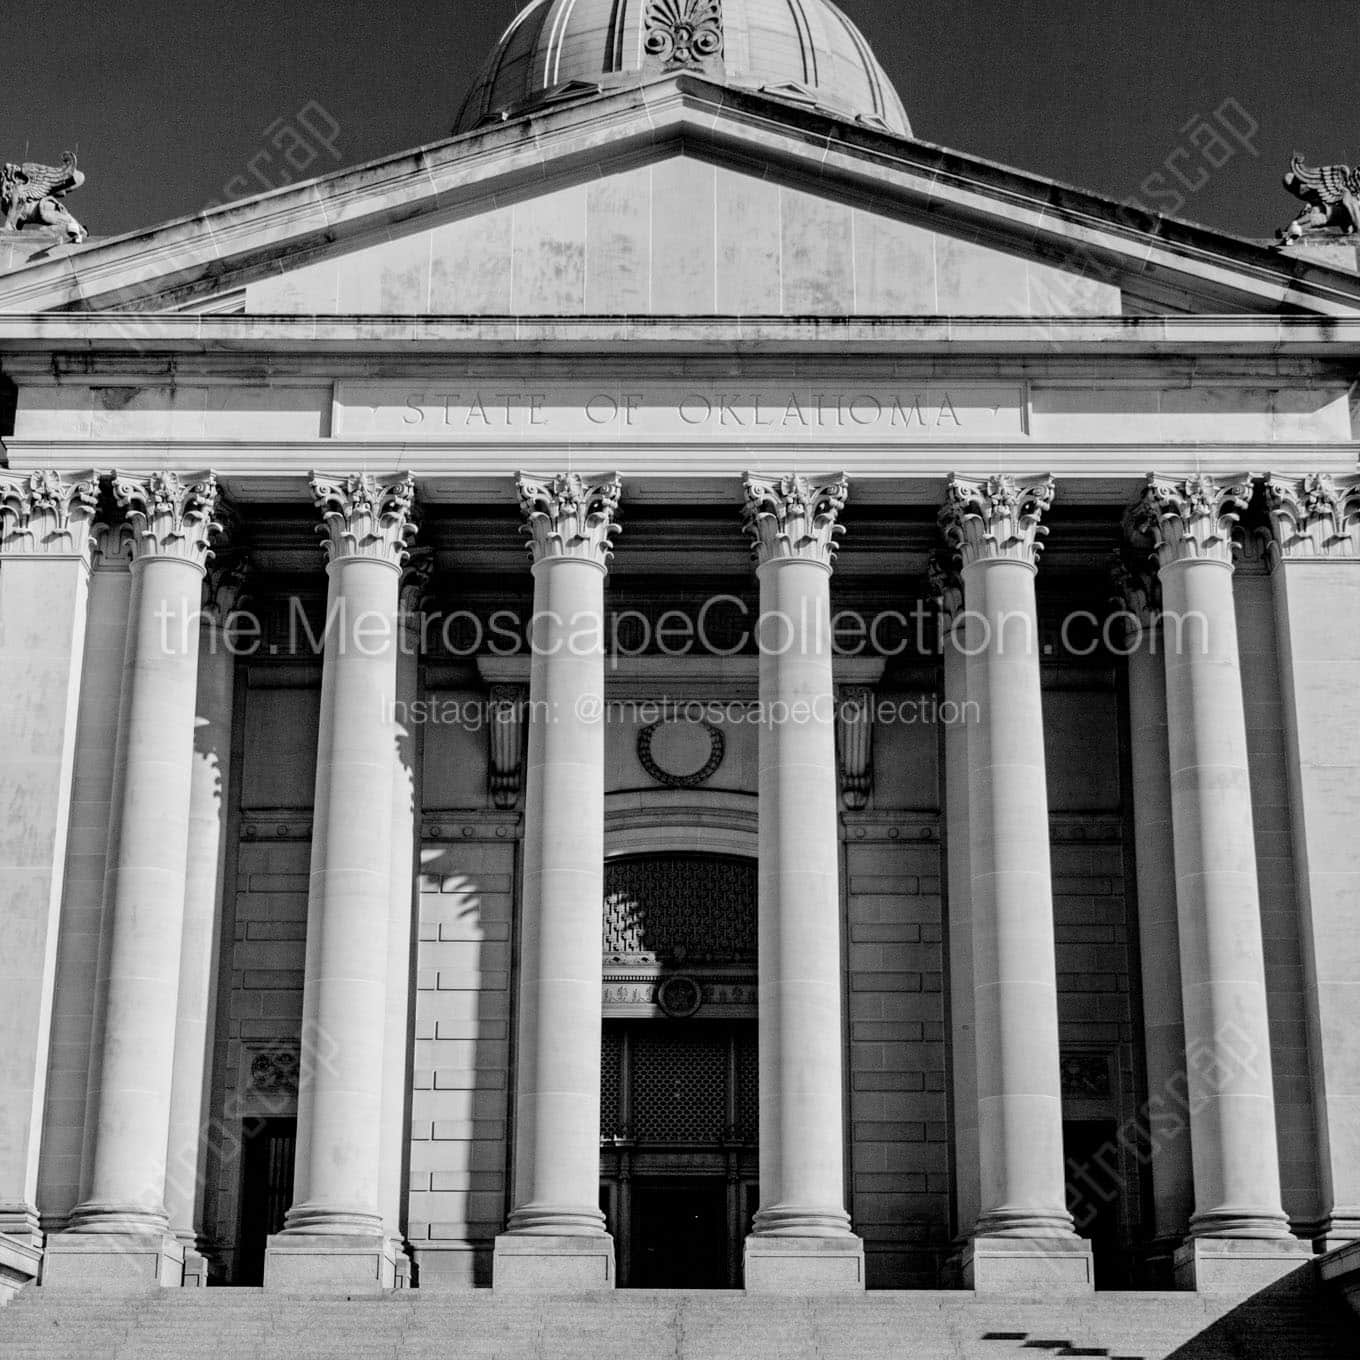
455,0,911,137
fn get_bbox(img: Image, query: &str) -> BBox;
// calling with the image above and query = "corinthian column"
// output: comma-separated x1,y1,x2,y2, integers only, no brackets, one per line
1132,474,1306,1292
1263,474,1360,1252
930,555,981,1260
493,472,621,1292
48,472,221,1291
740,472,864,1292
0,473,98,1298
939,474,1092,1294
1112,553,1194,1272
265,473,416,1293
165,554,246,1286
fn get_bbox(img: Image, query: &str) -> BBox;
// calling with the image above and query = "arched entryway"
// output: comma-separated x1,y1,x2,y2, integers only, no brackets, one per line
599,852,758,1288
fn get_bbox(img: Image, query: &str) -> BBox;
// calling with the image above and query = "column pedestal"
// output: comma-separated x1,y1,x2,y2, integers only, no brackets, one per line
42,1232,185,1292
264,1234,397,1293
962,1237,1095,1294
493,1236,615,1291
0,1235,43,1304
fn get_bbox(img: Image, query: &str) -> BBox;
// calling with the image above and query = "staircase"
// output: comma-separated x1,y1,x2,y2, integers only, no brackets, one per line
0,1284,1355,1360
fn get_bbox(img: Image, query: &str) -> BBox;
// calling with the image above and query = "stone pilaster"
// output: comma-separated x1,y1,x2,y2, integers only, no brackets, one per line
494,473,620,1292
0,473,99,1299
265,473,416,1292
939,474,1093,1294
930,553,981,1265
165,553,246,1286
48,472,221,1291
1111,545,1194,1273
1262,472,1360,1250
1132,473,1307,1292
740,472,865,1292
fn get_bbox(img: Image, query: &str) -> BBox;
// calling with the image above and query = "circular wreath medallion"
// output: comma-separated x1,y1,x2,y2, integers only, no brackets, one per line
637,719,725,788
656,974,703,1018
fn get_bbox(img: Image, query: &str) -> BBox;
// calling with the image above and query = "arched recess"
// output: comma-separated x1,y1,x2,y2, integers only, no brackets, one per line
604,788,757,861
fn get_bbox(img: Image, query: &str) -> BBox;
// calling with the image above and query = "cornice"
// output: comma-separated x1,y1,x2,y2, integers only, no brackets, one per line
3,74,1359,318
7,316,1360,357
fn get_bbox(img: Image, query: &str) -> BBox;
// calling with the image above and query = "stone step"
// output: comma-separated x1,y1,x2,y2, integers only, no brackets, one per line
2,1288,1355,1360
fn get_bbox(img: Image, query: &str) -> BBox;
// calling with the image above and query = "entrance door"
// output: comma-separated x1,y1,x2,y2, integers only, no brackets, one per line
235,1116,296,1285
629,1179,729,1289
1064,1118,1125,1288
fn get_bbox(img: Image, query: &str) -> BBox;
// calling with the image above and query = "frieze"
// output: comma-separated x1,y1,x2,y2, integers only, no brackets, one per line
333,382,1026,443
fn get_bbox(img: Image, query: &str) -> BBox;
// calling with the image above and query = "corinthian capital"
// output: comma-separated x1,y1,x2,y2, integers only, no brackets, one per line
0,471,100,556
927,550,965,626
1132,473,1253,568
113,470,222,566
517,472,622,568
741,472,848,568
312,472,417,567
1110,549,1161,630
202,552,249,628
939,474,1055,568
1263,472,1360,560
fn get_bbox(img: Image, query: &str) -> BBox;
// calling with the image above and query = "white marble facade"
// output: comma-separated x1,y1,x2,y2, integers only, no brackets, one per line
3,0,1360,1303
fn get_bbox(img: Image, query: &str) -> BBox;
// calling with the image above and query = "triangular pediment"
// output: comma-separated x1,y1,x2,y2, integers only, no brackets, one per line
2,73,1358,319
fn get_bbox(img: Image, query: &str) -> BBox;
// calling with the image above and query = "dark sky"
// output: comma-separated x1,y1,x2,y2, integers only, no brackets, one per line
3,1,1355,241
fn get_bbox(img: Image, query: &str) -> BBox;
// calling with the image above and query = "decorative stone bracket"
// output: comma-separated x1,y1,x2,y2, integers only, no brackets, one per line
488,684,527,810
836,685,875,811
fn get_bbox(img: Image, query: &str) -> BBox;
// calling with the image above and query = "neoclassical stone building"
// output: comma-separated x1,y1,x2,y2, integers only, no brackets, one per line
2,0,1359,1302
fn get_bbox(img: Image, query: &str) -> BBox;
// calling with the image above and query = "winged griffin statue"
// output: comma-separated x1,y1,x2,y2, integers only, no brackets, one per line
1,151,87,243
1277,153,1360,245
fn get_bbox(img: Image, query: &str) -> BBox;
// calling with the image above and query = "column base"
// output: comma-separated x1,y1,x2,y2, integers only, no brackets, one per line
263,1232,396,1293
41,1232,184,1291
743,1235,865,1292
0,1233,43,1305
962,1235,1094,1294
1174,1235,1312,1294
492,1233,615,1291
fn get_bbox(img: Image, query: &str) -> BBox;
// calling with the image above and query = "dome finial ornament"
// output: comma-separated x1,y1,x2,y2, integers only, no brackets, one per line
644,0,724,70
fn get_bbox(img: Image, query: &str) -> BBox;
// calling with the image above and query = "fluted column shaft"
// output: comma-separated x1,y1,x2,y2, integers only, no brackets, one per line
933,561,981,1246
1264,473,1360,1250
1115,562,1194,1253
740,473,863,1292
165,562,243,1282
1135,476,1293,1248
0,474,98,1260
276,478,415,1261
59,474,220,1285
502,475,619,1247
379,560,427,1272
941,476,1075,1242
